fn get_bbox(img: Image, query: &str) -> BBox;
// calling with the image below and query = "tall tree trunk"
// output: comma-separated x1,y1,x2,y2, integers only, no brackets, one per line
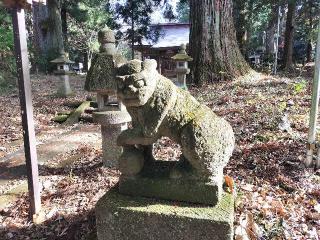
83,51,88,72
306,0,313,63
306,40,312,62
233,0,246,55
47,0,64,54
266,23,276,56
189,0,250,85
282,0,296,71
131,1,135,60
61,4,68,51
265,4,282,58
32,1,49,72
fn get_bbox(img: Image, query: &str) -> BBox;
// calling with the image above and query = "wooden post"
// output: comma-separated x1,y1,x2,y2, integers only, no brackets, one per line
11,4,41,217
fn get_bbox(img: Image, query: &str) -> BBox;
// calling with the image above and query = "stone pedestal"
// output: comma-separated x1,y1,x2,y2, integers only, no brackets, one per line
57,74,73,97
93,111,131,167
96,187,234,240
176,69,189,90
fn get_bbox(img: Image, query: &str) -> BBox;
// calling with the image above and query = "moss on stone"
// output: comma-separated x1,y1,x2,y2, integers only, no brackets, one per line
95,188,234,240
117,60,234,176
99,186,233,220
119,161,221,205
85,53,126,92
52,114,69,123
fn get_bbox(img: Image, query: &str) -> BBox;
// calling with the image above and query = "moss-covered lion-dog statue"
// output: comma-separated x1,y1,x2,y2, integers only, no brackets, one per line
115,59,235,186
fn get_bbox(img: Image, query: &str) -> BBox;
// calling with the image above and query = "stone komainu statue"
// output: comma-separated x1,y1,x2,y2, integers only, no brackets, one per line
116,59,235,185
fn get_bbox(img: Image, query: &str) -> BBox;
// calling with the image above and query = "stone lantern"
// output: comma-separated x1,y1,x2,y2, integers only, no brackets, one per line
50,50,74,97
171,44,193,90
85,27,131,168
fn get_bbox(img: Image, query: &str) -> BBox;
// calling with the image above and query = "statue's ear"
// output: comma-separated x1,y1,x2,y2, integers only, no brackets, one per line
142,59,157,72
117,60,142,75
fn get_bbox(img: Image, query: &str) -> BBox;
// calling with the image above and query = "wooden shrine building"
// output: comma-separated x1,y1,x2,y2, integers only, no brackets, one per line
133,23,190,78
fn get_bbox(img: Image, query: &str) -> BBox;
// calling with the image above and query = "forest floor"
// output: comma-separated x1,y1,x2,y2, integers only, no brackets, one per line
0,70,319,240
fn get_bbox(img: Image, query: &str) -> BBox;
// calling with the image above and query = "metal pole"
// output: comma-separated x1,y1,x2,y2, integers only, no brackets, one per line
306,19,320,168
11,7,41,216
274,6,281,75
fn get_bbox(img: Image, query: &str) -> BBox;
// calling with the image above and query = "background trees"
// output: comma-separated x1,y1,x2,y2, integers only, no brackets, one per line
176,0,189,23
114,0,174,59
1,0,320,87
296,0,320,63
0,8,16,92
66,0,114,70
32,0,114,72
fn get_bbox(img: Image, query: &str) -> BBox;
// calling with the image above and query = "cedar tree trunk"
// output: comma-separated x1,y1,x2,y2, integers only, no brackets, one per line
189,0,250,85
282,0,296,70
265,4,280,57
306,0,313,63
47,0,64,53
32,1,49,72
61,5,68,51
233,0,247,54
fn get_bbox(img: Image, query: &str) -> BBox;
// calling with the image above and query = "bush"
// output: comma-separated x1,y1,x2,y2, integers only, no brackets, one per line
0,9,17,94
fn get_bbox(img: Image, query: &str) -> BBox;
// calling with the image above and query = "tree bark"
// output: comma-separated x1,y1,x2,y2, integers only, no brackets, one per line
306,0,313,63
131,2,135,60
265,3,282,58
189,0,250,85
282,0,296,71
233,0,246,54
32,1,49,71
47,0,64,53
61,4,68,51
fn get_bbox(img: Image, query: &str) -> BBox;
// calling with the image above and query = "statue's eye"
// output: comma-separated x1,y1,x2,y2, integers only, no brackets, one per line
133,79,145,88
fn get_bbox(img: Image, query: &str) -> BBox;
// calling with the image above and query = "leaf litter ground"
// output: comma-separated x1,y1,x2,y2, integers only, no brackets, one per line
0,72,319,239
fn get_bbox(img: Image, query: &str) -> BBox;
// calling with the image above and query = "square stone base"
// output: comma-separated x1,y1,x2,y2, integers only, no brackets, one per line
96,188,234,240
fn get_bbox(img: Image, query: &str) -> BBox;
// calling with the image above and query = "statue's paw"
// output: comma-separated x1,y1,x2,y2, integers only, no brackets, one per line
117,129,133,146
117,133,126,146
119,148,144,176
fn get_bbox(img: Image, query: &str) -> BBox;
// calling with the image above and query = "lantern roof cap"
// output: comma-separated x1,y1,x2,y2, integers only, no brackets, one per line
50,50,74,64
171,44,193,61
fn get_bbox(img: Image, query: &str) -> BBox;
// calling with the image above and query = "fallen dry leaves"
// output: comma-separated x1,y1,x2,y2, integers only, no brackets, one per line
0,72,319,239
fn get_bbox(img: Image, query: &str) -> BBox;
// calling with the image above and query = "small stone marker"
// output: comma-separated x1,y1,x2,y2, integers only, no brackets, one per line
171,44,193,90
50,51,74,97
96,59,236,240
85,27,131,168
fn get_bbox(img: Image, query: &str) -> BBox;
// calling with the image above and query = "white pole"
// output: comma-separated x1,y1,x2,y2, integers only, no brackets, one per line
306,19,320,168
274,6,281,75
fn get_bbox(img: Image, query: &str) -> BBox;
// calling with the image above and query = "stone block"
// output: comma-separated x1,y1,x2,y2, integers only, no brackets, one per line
96,188,234,240
119,161,222,205
57,74,73,97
